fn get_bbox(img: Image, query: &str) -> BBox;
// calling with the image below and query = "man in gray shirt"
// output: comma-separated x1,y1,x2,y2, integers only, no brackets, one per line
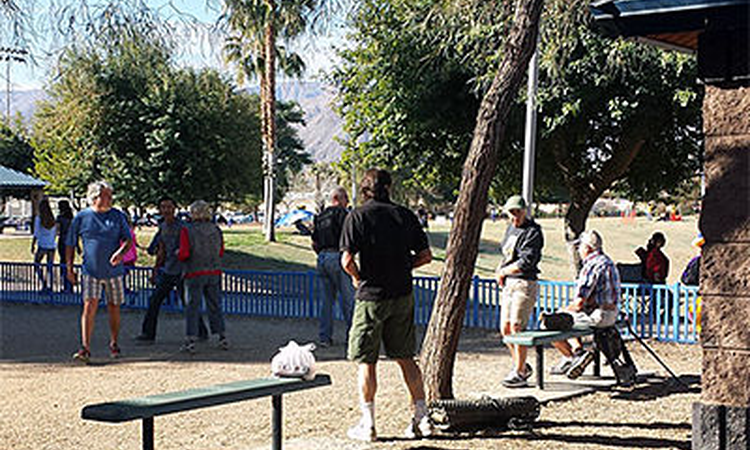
134,197,207,343
496,195,544,388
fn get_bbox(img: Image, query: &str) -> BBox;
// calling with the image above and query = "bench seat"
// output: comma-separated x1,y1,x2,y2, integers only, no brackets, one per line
82,374,331,450
502,327,598,348
503,323,626,390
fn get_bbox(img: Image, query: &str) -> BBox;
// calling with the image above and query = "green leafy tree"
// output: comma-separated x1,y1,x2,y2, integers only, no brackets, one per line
275,100,312,197
32,25,272,209
334,0,701,399
334,0,702,264
0,120,34,173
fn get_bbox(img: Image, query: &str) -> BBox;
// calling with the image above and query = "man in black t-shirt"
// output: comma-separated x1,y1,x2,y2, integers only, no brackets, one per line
311,187,354,347
340,169,433,442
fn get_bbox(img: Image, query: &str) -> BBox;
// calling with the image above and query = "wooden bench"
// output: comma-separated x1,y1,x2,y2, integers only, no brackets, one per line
82,374,332,450
503,327,606,390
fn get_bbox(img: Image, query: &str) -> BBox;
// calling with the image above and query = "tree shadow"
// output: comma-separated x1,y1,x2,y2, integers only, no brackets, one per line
610,374,701,401
380,428,690,449
534,419,691,431
222,249,313,272
0,302,345,365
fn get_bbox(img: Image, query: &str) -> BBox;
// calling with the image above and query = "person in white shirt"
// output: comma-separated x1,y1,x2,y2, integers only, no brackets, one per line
31,197,57,291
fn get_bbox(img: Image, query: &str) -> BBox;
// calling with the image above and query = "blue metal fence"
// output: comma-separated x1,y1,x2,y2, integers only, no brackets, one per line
0,261,699,343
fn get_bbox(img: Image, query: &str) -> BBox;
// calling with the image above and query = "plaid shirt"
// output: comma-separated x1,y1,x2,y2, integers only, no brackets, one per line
576,250,621,310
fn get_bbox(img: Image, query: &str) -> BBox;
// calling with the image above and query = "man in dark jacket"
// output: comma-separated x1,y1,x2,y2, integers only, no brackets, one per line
134,196,207,344
340,169,433,442
496,195,544,388
312,187,354,347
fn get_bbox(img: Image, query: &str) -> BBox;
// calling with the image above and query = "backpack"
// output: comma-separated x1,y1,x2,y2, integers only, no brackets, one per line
539,312,573,331
681,256,700,286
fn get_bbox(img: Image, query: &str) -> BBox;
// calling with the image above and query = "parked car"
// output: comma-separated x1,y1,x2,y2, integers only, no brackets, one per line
5,216,32,231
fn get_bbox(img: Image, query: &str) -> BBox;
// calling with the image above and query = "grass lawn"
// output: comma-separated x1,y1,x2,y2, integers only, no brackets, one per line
0,216,699,283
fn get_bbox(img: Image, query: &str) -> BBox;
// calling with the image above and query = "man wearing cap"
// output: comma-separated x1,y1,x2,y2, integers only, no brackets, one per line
496,194,544,388
549,229,621,379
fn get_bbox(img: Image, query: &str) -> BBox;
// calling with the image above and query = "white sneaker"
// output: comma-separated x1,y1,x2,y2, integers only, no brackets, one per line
347,420,376,442
550,357,573,375
404,415,433,439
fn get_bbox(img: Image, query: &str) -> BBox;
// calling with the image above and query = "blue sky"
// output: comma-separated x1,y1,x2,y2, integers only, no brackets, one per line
3,0,347,91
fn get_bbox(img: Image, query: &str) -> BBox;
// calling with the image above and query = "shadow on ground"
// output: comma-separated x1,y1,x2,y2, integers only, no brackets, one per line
388,425,691,450
374,429,691,450
0,300,509,367
611,374,701,401
0,302,347,365
222,249,313,272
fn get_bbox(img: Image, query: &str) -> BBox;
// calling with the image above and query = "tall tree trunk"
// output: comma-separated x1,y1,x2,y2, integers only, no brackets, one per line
563,188,599,275
562,136,648,277
420,0,545,402
262,0,277,242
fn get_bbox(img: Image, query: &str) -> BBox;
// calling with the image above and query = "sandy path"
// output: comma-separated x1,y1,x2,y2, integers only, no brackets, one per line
0,302,699,450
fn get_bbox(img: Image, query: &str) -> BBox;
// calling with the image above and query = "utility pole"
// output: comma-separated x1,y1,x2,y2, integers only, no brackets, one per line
522,41,539,217
0,47,28,126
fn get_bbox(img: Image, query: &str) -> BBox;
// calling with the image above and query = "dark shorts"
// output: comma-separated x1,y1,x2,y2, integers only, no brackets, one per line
347,293,416,364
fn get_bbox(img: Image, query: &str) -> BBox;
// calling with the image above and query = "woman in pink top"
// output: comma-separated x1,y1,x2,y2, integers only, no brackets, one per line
122,216,138,298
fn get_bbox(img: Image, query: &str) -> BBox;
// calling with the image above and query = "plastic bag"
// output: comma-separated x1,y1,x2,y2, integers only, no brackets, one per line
271,340,317,380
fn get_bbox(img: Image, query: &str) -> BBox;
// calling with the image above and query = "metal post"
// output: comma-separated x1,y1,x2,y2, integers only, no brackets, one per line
142,418,154,450
536,345,544,390
522,43,539,215
593,348,601,377
264,151,276,242
351,160,357,206
1,47,27,126
5,57,9,124
272,395,282,450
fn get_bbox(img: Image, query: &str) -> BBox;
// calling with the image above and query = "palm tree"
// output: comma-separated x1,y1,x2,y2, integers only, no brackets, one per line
222,0,320,242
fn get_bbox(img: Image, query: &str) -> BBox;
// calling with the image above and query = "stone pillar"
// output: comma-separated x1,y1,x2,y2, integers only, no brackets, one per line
694,83,750,449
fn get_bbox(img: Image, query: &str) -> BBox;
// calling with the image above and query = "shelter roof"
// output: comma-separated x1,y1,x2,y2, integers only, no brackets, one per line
590,0,750,52
0,165,47,191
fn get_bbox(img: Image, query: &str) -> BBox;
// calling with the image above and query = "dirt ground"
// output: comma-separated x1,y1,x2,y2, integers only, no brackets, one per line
0,302,700,450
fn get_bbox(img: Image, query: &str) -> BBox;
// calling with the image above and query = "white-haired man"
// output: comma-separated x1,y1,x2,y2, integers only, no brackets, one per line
311,186,354,347
177,200,227,353
67,181,132,363
550,230,621,379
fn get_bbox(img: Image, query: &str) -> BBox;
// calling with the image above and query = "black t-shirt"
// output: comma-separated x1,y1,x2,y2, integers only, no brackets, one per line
312,205,348,253
340,199,429,301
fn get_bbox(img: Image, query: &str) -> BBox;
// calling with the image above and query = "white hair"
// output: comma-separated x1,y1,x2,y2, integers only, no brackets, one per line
330,186,348,202
579,230,603,251
189,200,212,221
87,181,113,205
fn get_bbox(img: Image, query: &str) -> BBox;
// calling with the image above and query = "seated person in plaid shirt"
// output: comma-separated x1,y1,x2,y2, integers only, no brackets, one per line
549,230,621,379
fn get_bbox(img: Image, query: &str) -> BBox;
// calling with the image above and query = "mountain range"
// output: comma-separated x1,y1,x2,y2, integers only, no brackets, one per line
1,80,344,163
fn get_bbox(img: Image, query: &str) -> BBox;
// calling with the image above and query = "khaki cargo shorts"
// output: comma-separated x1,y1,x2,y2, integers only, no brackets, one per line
347,293,415,364
500,278,538,330
570,308,618,328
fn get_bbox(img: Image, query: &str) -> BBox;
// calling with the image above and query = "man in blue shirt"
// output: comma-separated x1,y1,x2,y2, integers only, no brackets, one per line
66,181,132,363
